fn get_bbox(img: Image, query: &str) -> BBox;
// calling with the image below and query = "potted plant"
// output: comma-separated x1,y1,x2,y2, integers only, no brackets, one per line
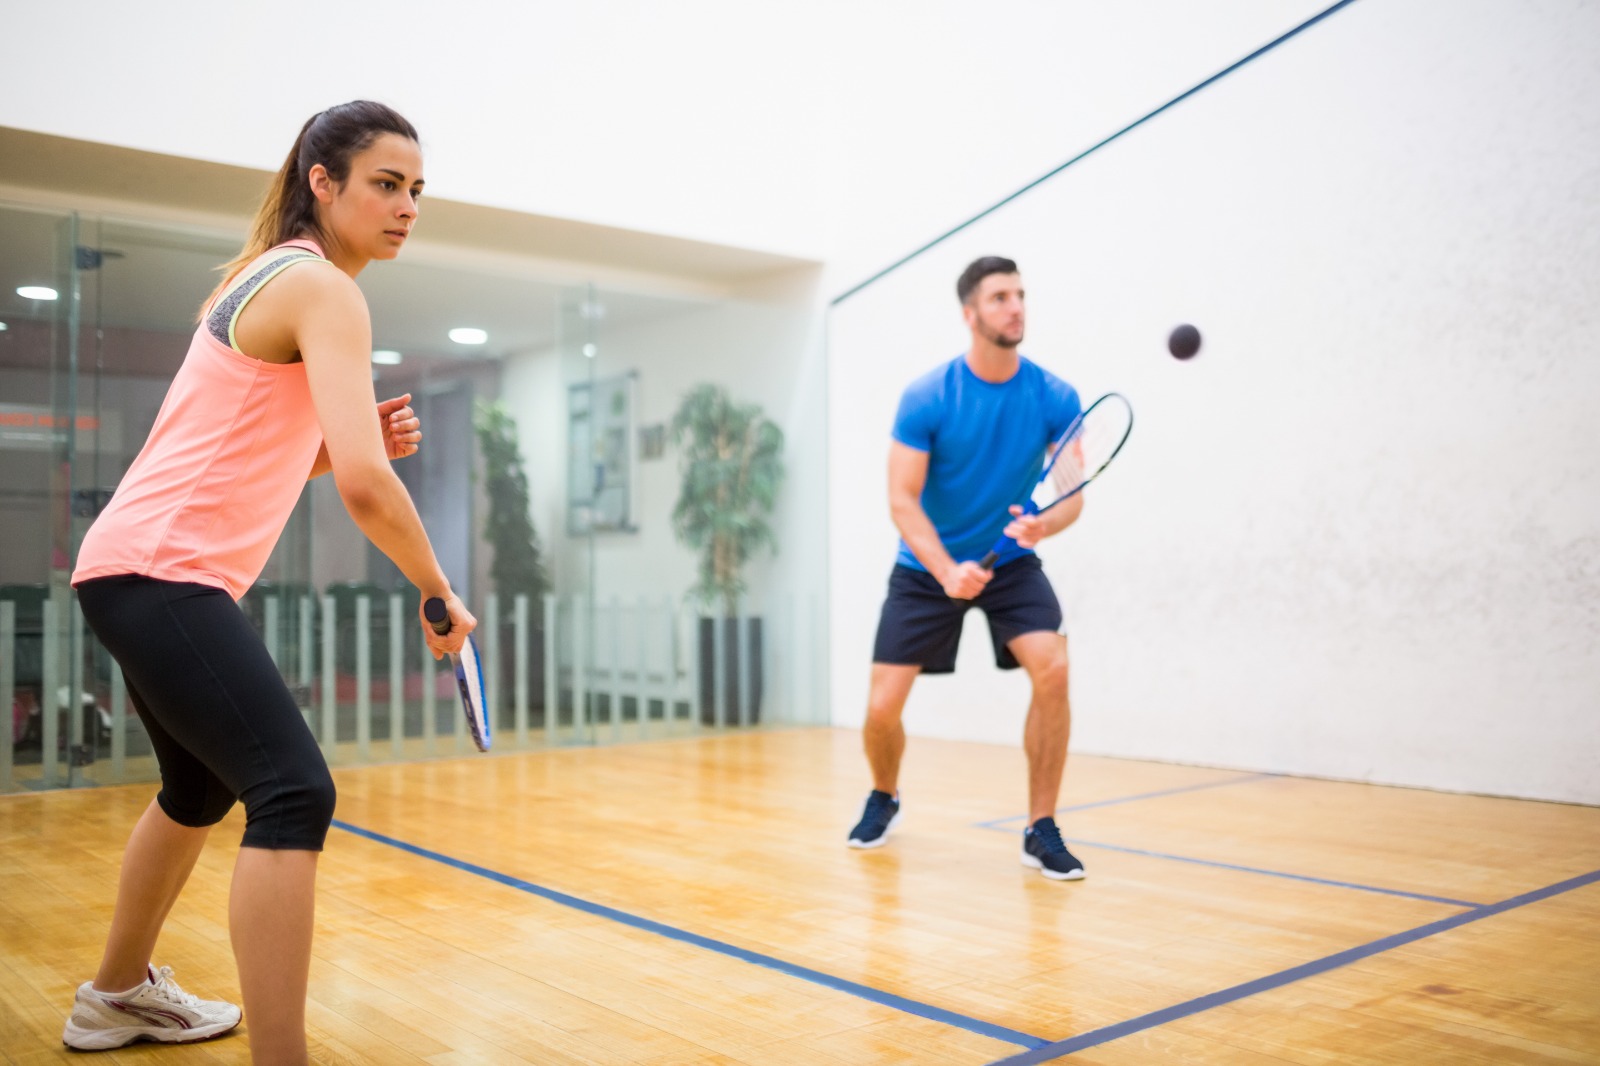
669,384,784,726
474,401,552,723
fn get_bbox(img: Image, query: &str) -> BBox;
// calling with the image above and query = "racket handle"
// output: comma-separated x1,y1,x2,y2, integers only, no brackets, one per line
422,596,452,636
978,551,998,571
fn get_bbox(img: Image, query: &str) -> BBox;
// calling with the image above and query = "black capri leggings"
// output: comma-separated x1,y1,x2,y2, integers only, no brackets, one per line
77,574,336,851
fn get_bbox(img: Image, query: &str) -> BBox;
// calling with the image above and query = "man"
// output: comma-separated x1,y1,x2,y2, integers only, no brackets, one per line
848,256,1086,881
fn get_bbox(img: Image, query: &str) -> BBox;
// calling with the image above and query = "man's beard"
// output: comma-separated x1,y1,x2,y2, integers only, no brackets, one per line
977,318,1023,349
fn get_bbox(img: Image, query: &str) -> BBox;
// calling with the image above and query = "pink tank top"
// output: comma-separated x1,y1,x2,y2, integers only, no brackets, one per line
73,240,330,600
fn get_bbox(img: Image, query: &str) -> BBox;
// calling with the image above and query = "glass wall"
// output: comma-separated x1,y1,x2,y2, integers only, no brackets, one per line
0,198,828,794
536,279,831,746
1,204,81,790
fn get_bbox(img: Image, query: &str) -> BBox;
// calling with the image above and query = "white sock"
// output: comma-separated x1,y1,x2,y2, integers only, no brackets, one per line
90,971,151,997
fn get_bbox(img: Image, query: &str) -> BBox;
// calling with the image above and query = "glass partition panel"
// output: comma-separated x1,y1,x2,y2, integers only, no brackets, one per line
307,253,511,764
1,203,79,790
573,281,830,736
2,194,828,795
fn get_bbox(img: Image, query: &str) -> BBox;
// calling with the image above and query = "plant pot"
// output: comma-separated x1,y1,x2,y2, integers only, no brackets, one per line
697,616,763,726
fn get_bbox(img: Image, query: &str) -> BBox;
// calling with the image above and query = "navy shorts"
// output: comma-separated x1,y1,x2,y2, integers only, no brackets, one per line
872,554,1063,674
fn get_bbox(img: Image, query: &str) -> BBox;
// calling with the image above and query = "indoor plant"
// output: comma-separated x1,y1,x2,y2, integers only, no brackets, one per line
474,401,551,721
669,383,784,724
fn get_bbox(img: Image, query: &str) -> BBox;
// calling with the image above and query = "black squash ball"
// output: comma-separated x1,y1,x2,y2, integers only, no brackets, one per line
1168,324,1202,360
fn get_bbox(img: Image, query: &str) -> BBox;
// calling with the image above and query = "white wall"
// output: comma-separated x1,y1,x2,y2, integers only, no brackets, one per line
829,0,1600,804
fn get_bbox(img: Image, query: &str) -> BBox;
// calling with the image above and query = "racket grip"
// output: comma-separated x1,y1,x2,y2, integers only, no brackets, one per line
978,551,998,571
422,596,452,636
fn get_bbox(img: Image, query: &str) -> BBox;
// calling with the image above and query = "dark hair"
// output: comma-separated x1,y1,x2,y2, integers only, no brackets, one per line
202,101,419,313
956,256,1019,304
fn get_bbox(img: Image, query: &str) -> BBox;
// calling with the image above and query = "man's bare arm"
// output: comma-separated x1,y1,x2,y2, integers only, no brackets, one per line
889,441,990,599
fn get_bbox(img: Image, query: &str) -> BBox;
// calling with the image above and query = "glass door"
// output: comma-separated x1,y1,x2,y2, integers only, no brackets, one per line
0,204,80,790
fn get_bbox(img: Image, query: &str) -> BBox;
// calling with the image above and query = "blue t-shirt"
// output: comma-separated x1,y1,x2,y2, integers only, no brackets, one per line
892,355,1081,571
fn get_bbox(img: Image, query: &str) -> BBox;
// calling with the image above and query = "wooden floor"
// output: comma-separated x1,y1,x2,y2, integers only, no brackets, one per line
2,728,1597,1064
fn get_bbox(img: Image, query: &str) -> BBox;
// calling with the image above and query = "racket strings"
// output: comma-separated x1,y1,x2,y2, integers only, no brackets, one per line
1076,409,1128,479
1043,400,1132,500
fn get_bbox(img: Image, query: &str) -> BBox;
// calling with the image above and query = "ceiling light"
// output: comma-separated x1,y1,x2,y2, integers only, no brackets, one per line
582,343,597,358
17,286,58,301
0,322,8,331
448,327,487,345
372,349,403,366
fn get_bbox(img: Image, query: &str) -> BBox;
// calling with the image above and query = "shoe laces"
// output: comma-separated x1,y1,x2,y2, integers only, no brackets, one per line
865,791,896,818
1030,819,1067,854
149,966,201,1008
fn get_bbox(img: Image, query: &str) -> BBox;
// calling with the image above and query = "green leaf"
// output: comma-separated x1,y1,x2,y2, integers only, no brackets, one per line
473,400,551,607
668,383,786,614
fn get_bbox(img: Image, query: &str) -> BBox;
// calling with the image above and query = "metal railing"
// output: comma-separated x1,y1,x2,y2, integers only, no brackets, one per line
0,588,825,793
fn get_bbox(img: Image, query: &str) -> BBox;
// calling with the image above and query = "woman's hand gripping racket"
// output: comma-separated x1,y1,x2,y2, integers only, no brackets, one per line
423,597,491,752
978,392,1134,569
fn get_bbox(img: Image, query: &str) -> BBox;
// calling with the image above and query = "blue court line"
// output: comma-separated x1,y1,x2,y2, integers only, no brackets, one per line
973,773,1275,830
982,867,1600,1064
330,819,1049,1051
1056,837,1483,909
830,0,1364,305
975,819,1483,908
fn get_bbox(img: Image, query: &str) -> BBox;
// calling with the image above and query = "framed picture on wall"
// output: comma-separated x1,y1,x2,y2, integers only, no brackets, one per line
568,372,637,534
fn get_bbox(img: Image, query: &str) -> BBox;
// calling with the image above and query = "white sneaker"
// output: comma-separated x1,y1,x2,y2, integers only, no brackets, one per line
62,964,242,1050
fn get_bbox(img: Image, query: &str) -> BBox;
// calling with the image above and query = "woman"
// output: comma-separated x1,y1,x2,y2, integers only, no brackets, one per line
64,101,474,1063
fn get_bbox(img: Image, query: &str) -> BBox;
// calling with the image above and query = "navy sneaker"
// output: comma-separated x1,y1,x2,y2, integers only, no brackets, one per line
1022,817,1085,881
847,790,901,849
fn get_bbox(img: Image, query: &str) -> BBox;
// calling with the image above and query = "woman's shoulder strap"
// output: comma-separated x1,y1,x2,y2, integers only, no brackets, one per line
204,243,329,353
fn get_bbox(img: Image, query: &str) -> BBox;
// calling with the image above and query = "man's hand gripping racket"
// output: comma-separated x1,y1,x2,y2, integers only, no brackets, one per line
978,392,1134,570
423,596,491,752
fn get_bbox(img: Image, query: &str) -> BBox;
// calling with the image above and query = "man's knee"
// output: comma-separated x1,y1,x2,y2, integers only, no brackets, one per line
1030,651,1069,702
866,692,905,724
866,673,915,723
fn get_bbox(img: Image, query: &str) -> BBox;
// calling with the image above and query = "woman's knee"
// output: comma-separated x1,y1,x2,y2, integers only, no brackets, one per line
300,764,338,829
240,763,337,850
156,787,236,829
